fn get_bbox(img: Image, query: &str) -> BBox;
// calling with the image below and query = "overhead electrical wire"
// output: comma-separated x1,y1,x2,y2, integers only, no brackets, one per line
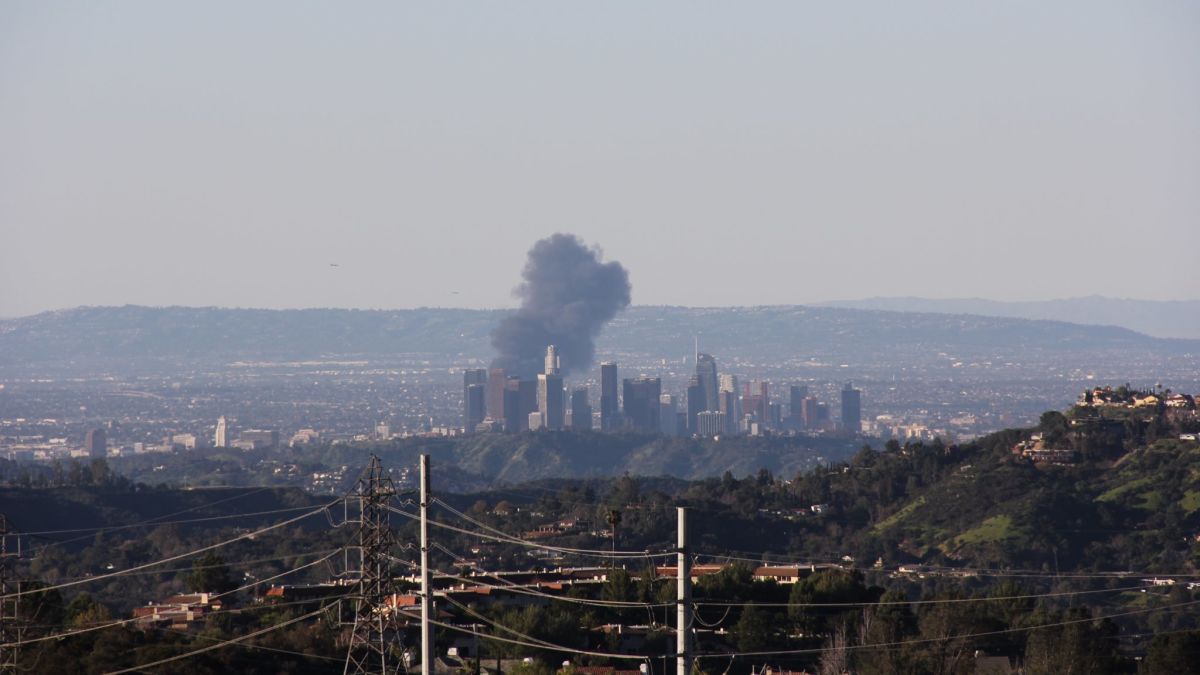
157,624,345,664
1,500,340,601
693,550,1200,582
695,598,1200,659
390,551,673,610
22,487,274,550
409,499,673,560
17,504,322,538
101,603,337,675
0,551,341,649
405,611,651,661
27,548,341,585
695,582,1162,608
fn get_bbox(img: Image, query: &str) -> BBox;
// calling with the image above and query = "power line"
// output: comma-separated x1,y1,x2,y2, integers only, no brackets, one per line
406,500,672,560
25,487,273,551
157,623,345,663
695,583,1161,608
440,594,578,652
410,611,653,661
389,552,672,610
0,551,341,649
101,603,336,675
17,504,322,538
26,548,341,585
695,598,1200,658
692,550,1200,581
1,500,339,601
430,499,662,558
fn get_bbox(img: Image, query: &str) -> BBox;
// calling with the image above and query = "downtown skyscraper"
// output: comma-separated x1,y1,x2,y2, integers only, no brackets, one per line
622,377,661,432
537,345,564,430
696,352,719,413
841,382,862,434
463,368,487,433
600,362,619,430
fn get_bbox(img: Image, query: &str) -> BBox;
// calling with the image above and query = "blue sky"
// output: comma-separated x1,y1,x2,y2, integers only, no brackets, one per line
2,2,1197,316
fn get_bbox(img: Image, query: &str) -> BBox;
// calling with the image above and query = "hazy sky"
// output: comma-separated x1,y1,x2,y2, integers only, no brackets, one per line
3,2,1198,317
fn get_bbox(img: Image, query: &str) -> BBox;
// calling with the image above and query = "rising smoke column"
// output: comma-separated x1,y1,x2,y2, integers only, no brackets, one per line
491,233,631,379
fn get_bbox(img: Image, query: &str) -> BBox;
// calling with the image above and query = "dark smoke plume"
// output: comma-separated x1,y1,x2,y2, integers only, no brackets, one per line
491,233,631,379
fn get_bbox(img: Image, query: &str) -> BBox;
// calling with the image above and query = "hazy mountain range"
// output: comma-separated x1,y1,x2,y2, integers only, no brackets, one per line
1,304,1196,376
818,296,1200,339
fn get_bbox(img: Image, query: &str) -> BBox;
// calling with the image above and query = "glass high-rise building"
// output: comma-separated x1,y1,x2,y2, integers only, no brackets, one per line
789,385,809,421
486,368,507,421
571,386,592,431
600,362,619,430
463,368,487,432
686,377,703,433
696,353,719,412
841,383,862,434
465,384,486,433
622,377,661,432
538,373,564,430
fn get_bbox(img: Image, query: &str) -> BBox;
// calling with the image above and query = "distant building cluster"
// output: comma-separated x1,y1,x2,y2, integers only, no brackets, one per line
460,344,864,439
1012,432,1077,466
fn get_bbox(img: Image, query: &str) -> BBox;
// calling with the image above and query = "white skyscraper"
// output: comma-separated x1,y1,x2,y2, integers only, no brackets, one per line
214,416,228,447
544,344,560,375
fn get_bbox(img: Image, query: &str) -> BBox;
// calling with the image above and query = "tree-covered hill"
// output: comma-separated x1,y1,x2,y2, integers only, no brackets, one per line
98,430,864,491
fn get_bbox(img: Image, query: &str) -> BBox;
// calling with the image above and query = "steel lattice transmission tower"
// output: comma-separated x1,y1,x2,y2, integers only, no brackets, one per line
344,456,405,675
0,515,19,675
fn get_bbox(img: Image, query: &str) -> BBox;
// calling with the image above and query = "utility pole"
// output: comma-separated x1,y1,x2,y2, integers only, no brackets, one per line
676,507,691,675
0,515,19,675
344,456,402,675
419,454,432,675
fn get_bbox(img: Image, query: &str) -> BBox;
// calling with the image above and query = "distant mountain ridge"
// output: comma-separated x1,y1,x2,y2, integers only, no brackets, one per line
817,295,1200,339
1,304,1197,376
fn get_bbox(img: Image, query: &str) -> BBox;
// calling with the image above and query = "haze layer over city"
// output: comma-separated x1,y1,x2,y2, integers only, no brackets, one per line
2,3,1199,675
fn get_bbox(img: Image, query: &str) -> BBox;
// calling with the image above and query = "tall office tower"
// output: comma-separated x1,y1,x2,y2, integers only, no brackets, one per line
841,382,862,434
503,379,523,432
463,369,488,429
622,377,662,432
85,428,107,459
696,411,727,438
686,377,703,433
696,353,719,412
816,402,831,429
600,362,619,430
801,396,820,429
571,386,593,431
743,381,770,425
544,345,560,375
465,383,486,433
659,394,679,436
718,374,741,422
518,379,539,425
486,368,507,421
720,390,739,435
537,373,565,430
789,385,809,421
214,416,228,447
